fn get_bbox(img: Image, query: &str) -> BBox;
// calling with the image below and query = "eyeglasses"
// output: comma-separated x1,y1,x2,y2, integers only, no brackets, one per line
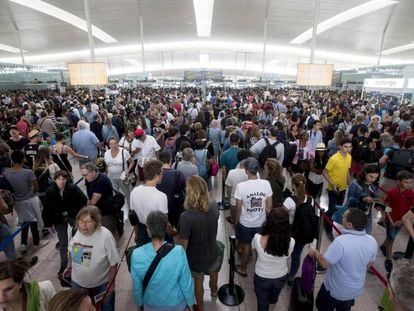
78,219,95,225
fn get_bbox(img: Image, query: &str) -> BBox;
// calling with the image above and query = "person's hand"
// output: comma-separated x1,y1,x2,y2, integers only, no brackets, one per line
394,220,403,227
363,196,374,204
47,226,55,234
62,266,72,279
308,248,318,258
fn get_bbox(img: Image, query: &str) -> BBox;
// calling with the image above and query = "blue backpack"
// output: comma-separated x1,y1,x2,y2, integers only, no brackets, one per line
194,149,208,179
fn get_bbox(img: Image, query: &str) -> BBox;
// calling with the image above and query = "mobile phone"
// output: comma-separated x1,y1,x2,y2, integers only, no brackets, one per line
372,201,388,211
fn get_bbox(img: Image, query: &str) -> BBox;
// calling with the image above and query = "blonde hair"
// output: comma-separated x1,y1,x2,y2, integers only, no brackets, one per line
184,176,209,212
76,205,101,230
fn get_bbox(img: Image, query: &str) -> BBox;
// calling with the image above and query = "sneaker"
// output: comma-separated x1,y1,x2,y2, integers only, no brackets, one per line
385,259,393,273
19,244,27,253
33,240,50,249
380,245,387,257
29,256,38,267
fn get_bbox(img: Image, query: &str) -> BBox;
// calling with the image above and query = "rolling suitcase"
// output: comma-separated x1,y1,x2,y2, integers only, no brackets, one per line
289,255,316,311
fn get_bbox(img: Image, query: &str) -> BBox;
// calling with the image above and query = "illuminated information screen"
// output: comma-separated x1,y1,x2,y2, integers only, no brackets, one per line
68,62,108,85
184,70,223,81
296,64,334,86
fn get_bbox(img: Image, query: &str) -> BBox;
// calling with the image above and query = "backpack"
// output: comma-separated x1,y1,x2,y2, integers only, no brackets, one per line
0,189,15,215
306,116,315,130
259,138,279,168
291,196,319,244
194,149,208,179
385,149,414,180
352,139,370,162
282,141,297,168
163,137,177,155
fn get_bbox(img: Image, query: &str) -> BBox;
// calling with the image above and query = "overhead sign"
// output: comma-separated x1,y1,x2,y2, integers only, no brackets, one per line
363,78,404,89
184,70,223,81
296,64,334,86
68,62,108,85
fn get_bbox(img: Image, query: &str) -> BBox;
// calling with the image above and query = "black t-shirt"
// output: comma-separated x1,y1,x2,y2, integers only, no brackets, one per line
178,202,219,272
24,143,40,169
86,173,113,210
7,137,29,151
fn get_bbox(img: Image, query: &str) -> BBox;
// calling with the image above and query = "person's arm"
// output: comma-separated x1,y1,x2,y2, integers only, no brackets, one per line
105,265,118,292
64,145,88,159
126,157,134,174
402,209,414,240
178,238,189,250
32,178,39,193
266,196,272,214
322,168,337,191
89,193,102,206
308,248,331,269
235,199,242,225
379,154,390,167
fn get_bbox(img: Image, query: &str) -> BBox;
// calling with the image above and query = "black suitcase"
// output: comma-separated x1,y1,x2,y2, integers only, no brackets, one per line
289,277,314,311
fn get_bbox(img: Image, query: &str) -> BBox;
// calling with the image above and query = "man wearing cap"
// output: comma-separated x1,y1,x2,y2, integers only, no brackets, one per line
234,157,273,277
131,128,161,181
7,125,29,151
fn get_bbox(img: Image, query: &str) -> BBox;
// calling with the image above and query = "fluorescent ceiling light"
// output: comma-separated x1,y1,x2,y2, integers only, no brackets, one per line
381,43,414,55
0,43,26,53
125,59,141,66
9,0,117,43
193,0,214,37
290,0,399,44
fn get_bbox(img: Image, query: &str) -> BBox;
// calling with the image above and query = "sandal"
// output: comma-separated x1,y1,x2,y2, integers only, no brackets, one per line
235,265,247,278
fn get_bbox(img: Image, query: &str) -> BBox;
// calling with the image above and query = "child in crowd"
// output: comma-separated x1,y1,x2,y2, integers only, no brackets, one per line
381,171,414,272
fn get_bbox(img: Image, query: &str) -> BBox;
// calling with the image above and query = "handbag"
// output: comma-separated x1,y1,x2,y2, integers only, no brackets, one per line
121,150,136,185
209,159,219,176
128,209,139,226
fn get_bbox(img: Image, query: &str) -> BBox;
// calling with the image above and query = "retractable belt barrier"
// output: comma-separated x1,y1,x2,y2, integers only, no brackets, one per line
0,222,30,252
313,200,388,287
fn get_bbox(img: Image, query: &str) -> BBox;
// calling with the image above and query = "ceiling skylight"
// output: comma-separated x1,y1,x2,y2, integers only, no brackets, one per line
9,0,117,43
381,43,414,55
0,43,26,54
193,0,214,37
290,0,399,44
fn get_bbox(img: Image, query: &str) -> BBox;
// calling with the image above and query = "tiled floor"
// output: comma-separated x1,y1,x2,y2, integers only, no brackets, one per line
4,160,411,310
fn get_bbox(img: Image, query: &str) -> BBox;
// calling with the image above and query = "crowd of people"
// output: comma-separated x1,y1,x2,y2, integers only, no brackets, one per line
0,87,413,310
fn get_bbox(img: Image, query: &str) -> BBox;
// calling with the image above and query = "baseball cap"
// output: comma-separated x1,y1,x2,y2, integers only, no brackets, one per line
134,128,144,138
244,157,259,174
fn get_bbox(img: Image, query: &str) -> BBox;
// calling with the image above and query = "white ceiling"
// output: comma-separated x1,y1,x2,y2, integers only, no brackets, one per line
0,0,414,76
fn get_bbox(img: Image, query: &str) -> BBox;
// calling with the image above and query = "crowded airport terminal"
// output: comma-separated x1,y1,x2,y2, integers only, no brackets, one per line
0,0,414,310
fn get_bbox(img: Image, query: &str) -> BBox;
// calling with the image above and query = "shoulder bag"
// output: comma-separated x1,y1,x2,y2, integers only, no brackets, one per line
143,243,174,293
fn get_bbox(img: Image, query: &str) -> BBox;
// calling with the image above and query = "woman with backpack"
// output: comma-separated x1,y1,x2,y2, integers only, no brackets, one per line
307,143,329,199
264,158,285,207
252,208,294,311
193,130,214,191
283,174,317,285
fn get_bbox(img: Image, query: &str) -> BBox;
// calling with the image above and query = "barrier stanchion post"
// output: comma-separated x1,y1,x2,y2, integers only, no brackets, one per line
315,202,326,273
217,148,229,211
218,235,244,306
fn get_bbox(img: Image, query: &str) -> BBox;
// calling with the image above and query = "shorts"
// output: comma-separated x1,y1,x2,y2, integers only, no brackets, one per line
386,222,401,241
236,223,261,244
191,241,225,277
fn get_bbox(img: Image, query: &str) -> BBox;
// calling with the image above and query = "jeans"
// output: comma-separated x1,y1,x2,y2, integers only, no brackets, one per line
55,219,75,273
0,221,17,260
254,273,288,311
316,284,354,311
72,280,115,311
289,243,305,278
325,190,346,234
21,222,39,246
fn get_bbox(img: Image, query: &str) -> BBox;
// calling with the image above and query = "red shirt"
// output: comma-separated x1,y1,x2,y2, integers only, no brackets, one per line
385,187,414,221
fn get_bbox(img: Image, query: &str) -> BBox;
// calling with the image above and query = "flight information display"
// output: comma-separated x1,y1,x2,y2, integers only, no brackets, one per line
184,70,223,81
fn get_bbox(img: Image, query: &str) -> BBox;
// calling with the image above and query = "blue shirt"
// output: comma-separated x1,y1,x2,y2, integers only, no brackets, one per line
220,146,241,171
131,243,195,308
72,129,99,161
323,229,377,301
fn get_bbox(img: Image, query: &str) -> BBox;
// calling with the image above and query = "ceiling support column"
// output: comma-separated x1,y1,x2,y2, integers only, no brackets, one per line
83,0,95,62
262,0,271,73
309,0,320,64
161,52,165,79
244,52,247,79
16,29,25,65
377,6,396,66
140,17,145,73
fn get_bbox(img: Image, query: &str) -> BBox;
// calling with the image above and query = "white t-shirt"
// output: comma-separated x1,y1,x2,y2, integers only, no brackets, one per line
119,137,133,153
131,135,161,166
283,195,314,225
69,226,120,288
104,149,131,179
225,168,259,206
130,185,168,224
252,234,295,279
234,179,272,228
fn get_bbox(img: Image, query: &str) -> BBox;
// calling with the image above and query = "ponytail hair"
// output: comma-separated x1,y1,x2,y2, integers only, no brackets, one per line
291,173,307,204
